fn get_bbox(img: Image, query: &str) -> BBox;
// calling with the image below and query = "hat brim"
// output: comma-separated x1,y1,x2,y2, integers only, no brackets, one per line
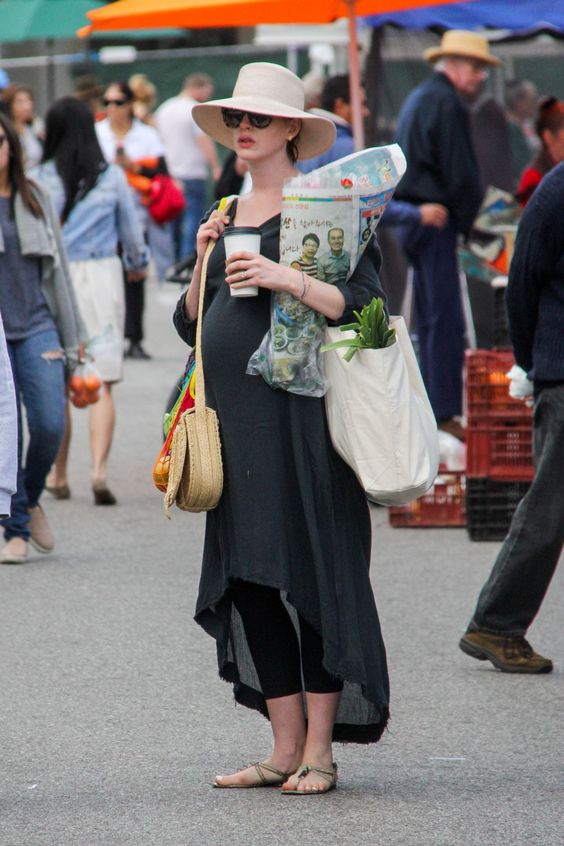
192,96,336,160
424,46,502,66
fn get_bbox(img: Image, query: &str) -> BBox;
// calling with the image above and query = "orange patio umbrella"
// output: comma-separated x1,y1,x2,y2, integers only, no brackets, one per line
81,0,463,148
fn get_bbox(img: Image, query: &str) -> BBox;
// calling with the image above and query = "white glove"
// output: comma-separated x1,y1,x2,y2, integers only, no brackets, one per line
507,364,534,407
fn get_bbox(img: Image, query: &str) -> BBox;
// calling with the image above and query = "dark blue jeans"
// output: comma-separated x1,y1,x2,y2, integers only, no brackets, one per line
398,219,465,420
469,384,564,636
174,178,206,262
1,328,66,541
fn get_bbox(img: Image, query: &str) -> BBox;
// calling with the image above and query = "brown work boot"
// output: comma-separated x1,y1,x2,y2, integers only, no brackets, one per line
28,505,55,553
459,630,553,674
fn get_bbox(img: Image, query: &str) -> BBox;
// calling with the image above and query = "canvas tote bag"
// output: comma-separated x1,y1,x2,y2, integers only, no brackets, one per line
323,316,439,506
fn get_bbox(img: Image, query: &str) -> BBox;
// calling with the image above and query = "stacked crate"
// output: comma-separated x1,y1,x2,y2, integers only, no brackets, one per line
465,350,534,541
388,470,466,529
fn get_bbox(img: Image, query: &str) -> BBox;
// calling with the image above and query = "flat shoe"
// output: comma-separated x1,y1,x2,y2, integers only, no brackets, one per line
28,505,54,553
92,485,117,506
46,483,71,500
0,538,28,565
213,762,292,789
281,763,338,795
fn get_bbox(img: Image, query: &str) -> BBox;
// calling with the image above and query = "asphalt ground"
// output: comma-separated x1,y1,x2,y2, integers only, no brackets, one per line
1,278,562,846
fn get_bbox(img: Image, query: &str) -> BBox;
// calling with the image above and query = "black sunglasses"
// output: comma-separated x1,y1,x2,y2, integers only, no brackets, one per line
221,109,273,130
103,98,129,107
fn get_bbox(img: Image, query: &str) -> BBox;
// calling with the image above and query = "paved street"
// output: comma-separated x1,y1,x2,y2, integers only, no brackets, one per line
1,279,562,846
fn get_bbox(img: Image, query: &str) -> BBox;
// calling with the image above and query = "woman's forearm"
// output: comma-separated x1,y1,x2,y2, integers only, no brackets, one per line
284,267,345,322
184,260,204,321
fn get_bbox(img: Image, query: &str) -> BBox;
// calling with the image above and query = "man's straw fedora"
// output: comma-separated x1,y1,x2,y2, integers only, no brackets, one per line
424,30,502,66
192,62,336,160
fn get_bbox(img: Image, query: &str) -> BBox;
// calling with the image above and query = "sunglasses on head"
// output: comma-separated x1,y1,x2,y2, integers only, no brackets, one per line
103,97,129,107
221,109,273,130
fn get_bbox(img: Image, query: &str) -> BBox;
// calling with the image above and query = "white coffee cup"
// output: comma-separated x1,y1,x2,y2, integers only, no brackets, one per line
223,226,261,297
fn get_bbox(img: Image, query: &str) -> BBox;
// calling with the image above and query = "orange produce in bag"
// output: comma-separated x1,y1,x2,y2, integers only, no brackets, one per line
153,362,196,492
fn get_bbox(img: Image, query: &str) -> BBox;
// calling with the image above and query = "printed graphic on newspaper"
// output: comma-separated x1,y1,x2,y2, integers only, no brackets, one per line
247,145,407,397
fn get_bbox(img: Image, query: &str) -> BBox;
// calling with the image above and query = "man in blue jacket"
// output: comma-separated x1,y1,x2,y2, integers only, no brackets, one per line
459,162,564,674
395,31,501,441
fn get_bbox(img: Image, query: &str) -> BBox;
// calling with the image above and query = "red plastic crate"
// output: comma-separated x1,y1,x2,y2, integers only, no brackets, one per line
466,421,534,481
465,350,532,421
389,471,466,528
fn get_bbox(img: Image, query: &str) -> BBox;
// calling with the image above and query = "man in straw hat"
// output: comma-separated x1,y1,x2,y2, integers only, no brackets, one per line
394,30,501,442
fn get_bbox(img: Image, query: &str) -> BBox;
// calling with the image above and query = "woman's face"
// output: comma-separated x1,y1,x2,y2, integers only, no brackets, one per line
104,85,133,123
11,91,34,124
0,126,10,177
302,238,319,260
231,114,300,164
545,126,564,164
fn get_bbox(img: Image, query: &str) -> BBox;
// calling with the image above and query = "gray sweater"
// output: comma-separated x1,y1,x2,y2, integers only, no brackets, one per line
0,310,17,517
0,182,87,370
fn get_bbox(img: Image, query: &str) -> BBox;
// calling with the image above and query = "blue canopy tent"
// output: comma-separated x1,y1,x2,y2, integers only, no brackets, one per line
365,0,564,37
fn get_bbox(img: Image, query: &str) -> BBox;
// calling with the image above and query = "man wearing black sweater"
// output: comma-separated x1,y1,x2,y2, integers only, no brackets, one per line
460,161,564,673
395,31,501,440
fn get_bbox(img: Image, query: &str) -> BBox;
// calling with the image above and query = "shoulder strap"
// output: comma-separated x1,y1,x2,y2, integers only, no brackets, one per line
193,195,235,416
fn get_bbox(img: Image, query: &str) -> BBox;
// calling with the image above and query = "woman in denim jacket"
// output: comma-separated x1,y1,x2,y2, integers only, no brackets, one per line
36,97,149,506
0,113,84,565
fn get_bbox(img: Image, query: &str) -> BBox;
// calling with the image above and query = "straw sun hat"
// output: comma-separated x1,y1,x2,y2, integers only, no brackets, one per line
424,30,502,66
192,62,336,160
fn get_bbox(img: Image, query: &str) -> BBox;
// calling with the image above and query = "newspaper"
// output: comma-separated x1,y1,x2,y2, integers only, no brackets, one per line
247,144,407,397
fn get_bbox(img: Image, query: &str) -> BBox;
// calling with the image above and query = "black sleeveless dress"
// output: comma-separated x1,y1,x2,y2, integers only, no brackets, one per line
174,201,390,743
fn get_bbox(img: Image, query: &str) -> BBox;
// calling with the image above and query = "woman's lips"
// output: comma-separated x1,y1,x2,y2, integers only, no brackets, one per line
237,136,255,147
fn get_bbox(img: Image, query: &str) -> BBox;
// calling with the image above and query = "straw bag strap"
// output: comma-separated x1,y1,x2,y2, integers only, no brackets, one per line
193,196,235,417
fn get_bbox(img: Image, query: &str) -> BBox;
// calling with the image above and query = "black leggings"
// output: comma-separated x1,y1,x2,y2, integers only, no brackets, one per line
124,275,145,343
230,581,343,700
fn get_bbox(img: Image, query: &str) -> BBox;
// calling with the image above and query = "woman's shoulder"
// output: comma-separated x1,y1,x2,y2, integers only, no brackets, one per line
131,118,161,142
31,159,57,183
130,119,164,156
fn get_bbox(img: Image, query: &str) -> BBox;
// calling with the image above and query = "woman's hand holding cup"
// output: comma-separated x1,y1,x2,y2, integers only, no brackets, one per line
196,209,230,264
223,227,261,297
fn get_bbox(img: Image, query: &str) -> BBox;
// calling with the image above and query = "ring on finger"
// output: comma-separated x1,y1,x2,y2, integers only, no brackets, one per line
240,272,246,281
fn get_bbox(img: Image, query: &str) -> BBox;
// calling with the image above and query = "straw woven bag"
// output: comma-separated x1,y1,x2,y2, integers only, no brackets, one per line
163,236,223,516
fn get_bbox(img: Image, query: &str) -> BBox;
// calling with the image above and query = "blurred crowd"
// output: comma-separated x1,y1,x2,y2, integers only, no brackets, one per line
0,38,563,567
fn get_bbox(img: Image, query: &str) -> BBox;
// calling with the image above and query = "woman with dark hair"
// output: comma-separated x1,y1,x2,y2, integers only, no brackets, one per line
0,113,84,564
2,83,43,169
96,80,173,359
36,96,148,505
517,97,564,206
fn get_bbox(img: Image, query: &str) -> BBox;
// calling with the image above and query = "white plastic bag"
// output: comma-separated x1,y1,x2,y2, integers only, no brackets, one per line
323,316,439,505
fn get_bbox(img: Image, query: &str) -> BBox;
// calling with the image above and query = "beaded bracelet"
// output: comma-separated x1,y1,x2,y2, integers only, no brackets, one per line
300,271,312,303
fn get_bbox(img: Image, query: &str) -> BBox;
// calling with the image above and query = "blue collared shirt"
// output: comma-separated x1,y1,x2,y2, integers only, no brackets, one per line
34,161,149,271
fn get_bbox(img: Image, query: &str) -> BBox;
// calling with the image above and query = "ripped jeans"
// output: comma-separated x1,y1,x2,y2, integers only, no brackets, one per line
1,328,66,542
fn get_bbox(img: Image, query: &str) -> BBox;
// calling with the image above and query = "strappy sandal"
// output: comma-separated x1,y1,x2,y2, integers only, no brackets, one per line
213,761,292,789
281,762,338,795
